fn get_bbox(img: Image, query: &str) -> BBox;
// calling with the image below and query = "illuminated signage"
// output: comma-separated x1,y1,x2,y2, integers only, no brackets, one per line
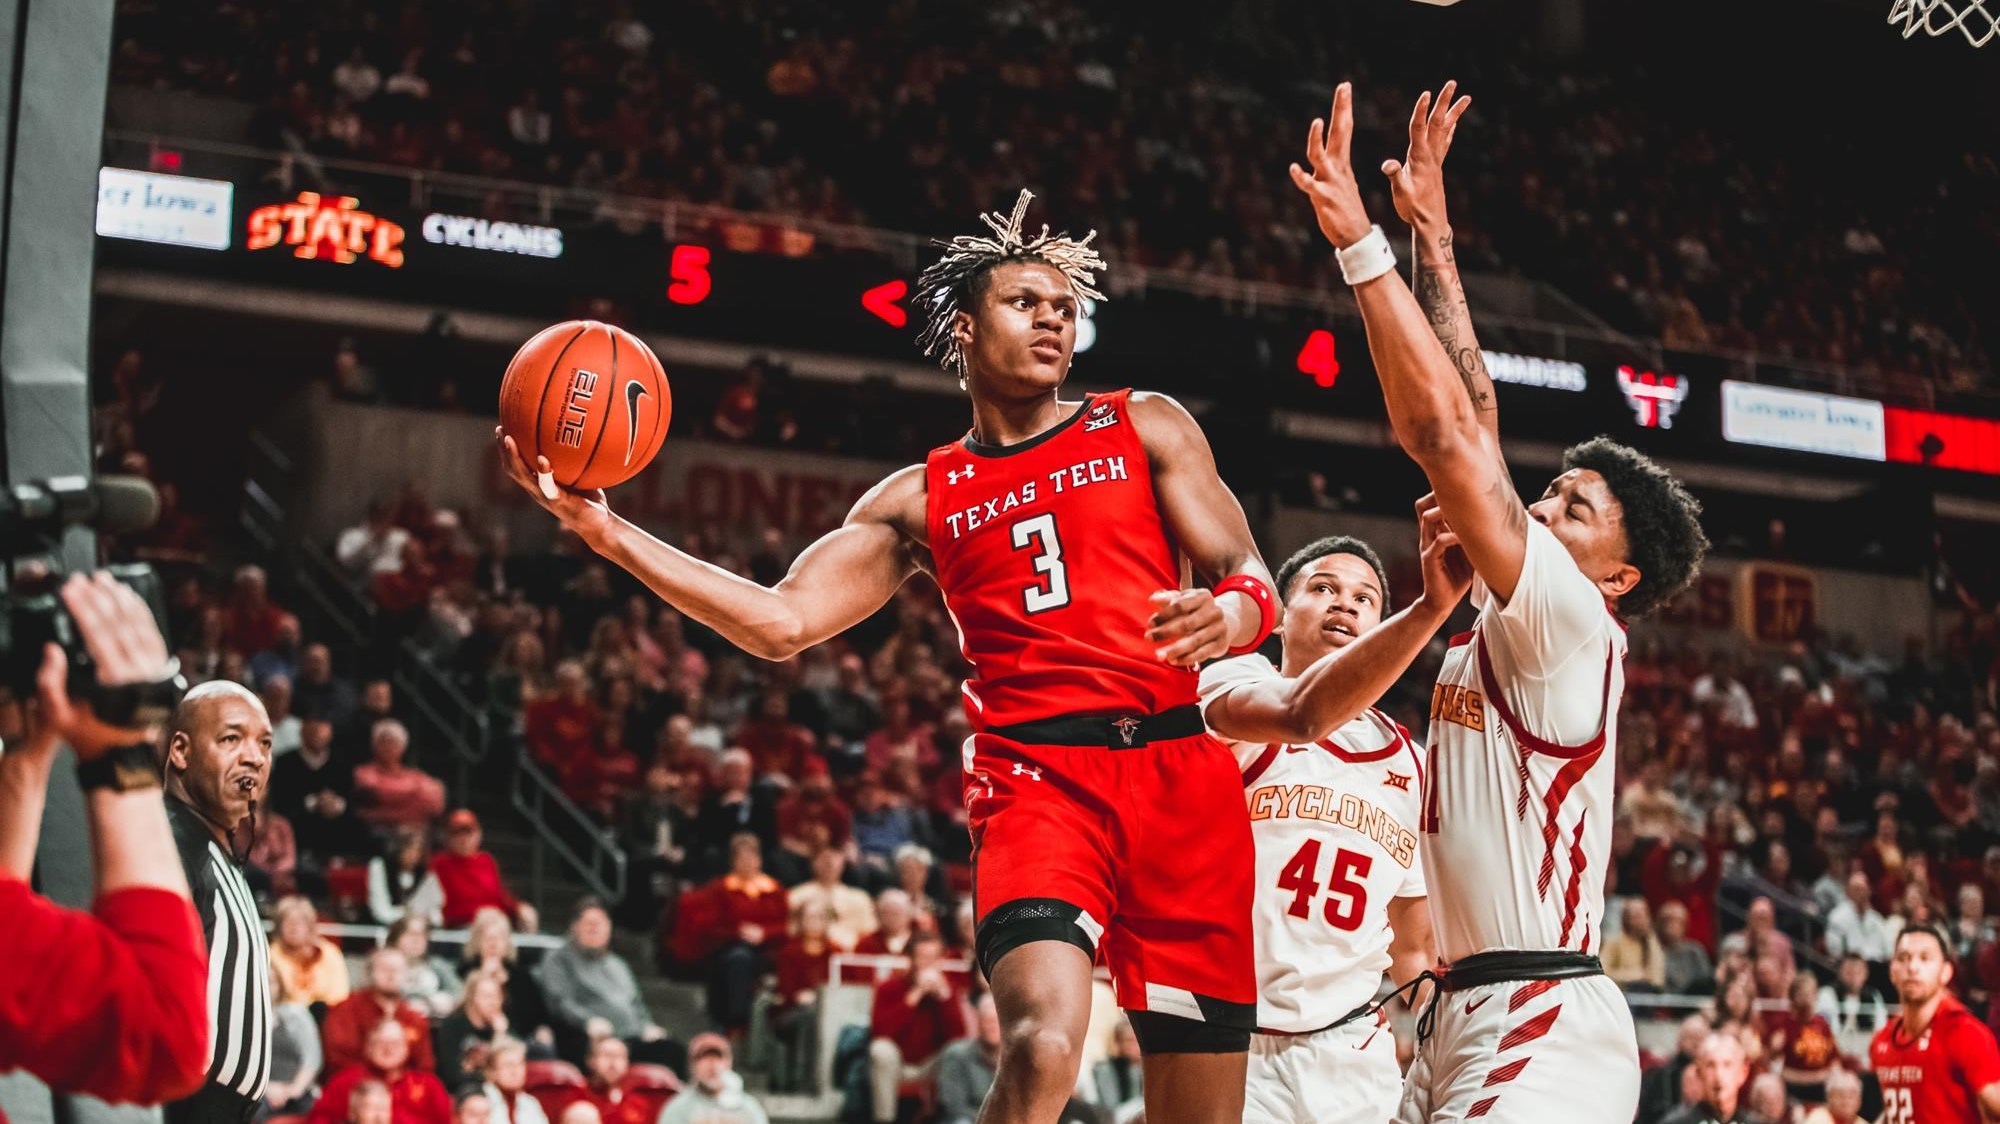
1616,366,1688,429
96,167,233,250
246,192,405,267
1297,330,1339,388
1482,350,1586,392
421,213,563,258
1883,406,2000,475
666,244,712,305
1721,381,1886,461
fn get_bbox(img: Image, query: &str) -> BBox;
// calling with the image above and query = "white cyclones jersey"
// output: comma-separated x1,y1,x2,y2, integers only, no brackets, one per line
1199,656,1427,1033
1423,520,1626,964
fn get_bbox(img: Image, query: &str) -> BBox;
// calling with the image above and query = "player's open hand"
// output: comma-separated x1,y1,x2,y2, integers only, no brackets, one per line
1382,81,1471,233
1289,82,1375,250
1148,589,1231,670
1416,493,1474,612
496,428,615,541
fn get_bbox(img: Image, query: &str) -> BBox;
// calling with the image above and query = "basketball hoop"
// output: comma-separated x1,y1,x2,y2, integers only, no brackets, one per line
1888,0,1998,46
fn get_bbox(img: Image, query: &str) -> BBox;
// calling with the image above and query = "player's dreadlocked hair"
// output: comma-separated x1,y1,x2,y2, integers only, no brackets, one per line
1562,436,1708,619
914,189,1107,385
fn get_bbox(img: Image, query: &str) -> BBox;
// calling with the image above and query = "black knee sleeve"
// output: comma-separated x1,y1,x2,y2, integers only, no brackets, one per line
975,897,1097,979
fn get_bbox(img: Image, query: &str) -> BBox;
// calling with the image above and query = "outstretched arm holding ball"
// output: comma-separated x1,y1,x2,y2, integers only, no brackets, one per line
497,430,928,661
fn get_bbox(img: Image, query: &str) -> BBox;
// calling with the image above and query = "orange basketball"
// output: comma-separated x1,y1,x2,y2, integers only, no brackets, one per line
498,320,672,491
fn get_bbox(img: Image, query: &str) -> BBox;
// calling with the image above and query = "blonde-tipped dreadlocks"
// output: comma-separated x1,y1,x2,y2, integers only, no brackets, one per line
914,189,1108,383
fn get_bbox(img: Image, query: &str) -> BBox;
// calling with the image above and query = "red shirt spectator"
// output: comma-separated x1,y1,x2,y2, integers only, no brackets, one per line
1766,977,1839,1084
775,902,849,1011
701,837,790,954
869,935,966,1068
431,811,534,929
776,766,852,853
525,664,597,769
221,565,288,655
322,949,439,1073
352,720,446,832
862,696,935,775
855,889,918,959
1641,840,1723,950
561,1038,671,1124
308,1020,450,1124
0,881,208,1116
732,691,819,779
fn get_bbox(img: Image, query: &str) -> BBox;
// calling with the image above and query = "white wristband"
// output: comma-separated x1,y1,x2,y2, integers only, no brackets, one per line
1337,224,1397,286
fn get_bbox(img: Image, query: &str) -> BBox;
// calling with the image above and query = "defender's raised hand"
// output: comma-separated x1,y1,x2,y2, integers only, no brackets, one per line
1289,82,1375,249
1382,82,1472,234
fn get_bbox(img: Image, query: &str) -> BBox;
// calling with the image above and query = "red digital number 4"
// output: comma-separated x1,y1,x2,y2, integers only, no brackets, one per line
1276,838,1372,931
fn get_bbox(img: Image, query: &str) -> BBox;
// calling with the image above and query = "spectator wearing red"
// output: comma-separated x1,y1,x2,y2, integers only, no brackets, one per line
770,900,845,1092
352,719,446,832
526,662,597,770
567,1037,670,1124
693,834,788,1034
776,761,852,854
323,948,439,1073
433,810,539,930
372,538,439,618
866,933,966,1124
1859,810,1910,914
564,720,642,822
222,564,289,656
854,890,917,958
861,695,934,776
733,690,818,779
1769,973,1838,1102
1642,838,1723,951
309,1018,450,1124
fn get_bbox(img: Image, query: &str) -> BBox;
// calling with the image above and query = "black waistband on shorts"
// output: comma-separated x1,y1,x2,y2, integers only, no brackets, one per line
1438,950,1603,993
986,704,1205,749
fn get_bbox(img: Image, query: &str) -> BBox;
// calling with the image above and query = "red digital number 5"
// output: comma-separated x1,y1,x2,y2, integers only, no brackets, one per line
1276,838,1372,931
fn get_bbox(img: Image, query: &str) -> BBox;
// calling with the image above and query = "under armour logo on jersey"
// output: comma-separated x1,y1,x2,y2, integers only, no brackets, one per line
948,466,976,484
1113,716,1141,746
1011,763,1042,781
1384,770,1412,792
1083,402,1119,432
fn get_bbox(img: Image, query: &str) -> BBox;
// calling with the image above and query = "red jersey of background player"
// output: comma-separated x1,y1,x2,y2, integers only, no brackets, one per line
1870,993,2000,1124
924,388,1191,730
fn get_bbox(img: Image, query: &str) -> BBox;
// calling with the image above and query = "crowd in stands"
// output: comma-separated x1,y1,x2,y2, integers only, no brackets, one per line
87,282,2000,1124
110,0,1999,397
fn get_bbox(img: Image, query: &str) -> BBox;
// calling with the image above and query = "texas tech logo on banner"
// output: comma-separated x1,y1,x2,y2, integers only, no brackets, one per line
1617,366,1689,429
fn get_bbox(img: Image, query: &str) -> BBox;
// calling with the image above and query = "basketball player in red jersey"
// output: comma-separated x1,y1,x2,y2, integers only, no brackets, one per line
1870,924,2000,1123
498,191,1275,1123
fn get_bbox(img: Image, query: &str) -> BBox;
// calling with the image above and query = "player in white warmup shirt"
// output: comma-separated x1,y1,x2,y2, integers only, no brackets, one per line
1197,525,1469,1124
1289,82,1710,1123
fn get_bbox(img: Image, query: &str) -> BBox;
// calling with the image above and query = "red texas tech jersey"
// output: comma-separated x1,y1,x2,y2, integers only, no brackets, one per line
924,389,1194,731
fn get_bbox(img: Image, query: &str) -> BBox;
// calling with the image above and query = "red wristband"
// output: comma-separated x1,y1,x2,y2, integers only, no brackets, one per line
1214,574,1277,656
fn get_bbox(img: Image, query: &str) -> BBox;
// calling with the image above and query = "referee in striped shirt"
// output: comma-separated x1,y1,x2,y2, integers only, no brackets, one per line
162,681,276,1124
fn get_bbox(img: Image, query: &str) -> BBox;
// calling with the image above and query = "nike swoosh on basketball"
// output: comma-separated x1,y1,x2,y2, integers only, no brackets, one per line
1464,994,1492,1015
622,379,649,465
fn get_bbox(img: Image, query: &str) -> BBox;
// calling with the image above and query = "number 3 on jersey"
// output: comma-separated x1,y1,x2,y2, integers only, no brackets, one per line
1277,838,1371,931
1011,513,1071,614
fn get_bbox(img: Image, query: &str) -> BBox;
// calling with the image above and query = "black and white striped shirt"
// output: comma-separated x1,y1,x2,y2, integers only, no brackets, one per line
168,800,272,1102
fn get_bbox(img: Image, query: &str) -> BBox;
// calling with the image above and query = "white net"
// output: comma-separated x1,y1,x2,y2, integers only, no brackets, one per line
1888,0,1999,45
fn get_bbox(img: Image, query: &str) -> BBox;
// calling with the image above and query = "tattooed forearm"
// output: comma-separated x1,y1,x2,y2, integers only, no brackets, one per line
1411,231,1499,438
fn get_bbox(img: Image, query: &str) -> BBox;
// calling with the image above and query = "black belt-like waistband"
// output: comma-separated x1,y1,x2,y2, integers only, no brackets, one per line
1438,950,1604,993
986,704,1205,749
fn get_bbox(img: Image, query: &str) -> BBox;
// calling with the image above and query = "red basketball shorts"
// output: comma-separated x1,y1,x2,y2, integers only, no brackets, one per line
963,725,1257,1035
